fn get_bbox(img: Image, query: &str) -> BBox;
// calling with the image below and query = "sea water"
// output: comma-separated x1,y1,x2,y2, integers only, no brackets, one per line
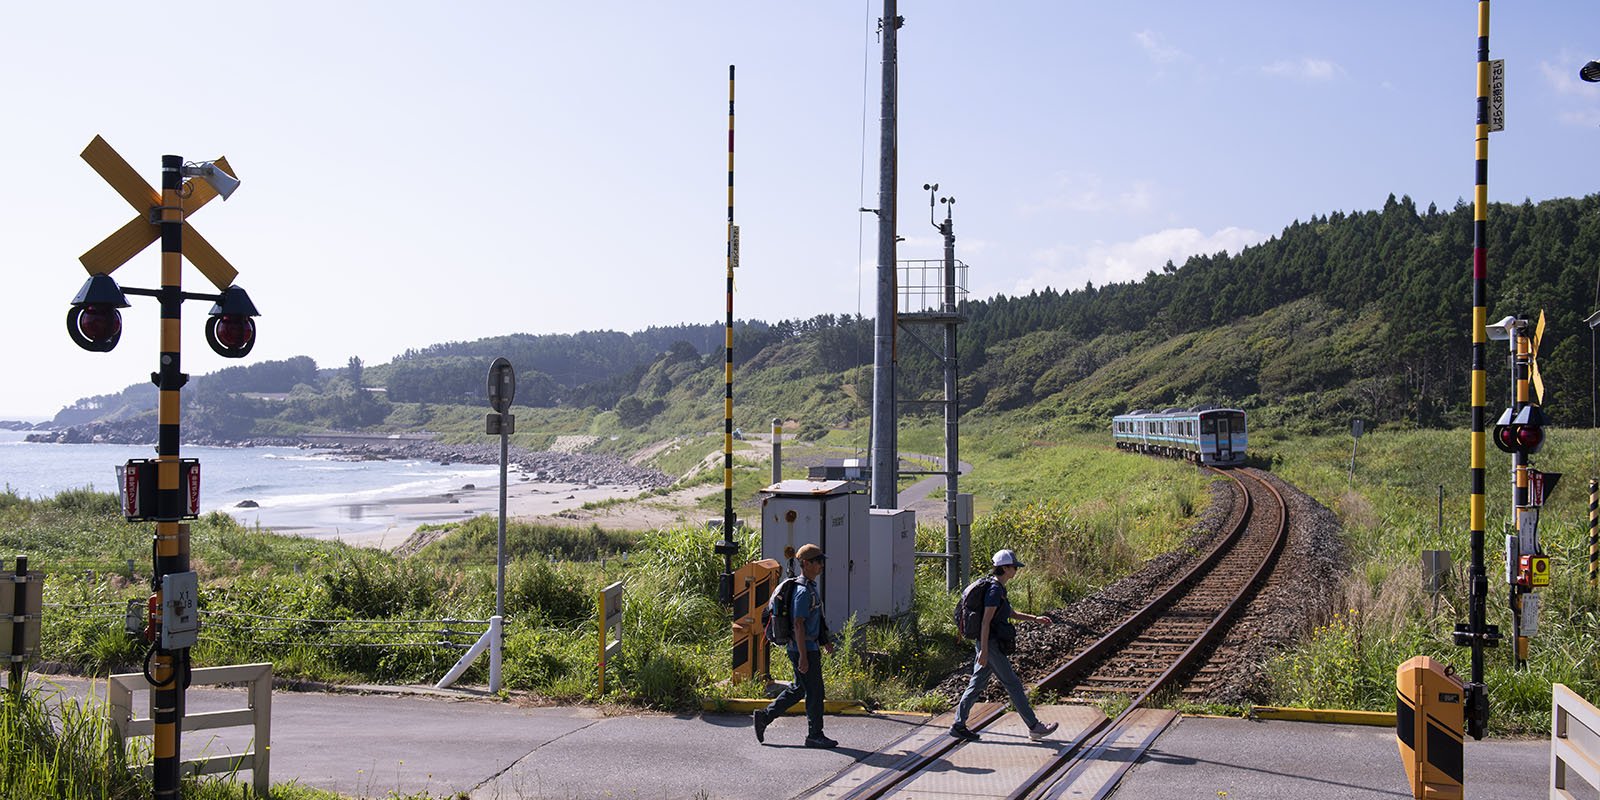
0,430,498,536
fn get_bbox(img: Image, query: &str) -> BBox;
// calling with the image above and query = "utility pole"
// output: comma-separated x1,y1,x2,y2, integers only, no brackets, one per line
870,0,901,510
930,185,962,591
714,65,741,604
1453,0,1500,742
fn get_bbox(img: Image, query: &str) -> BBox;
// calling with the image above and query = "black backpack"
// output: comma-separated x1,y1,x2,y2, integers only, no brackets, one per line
761,577,801,646
954,577,997,640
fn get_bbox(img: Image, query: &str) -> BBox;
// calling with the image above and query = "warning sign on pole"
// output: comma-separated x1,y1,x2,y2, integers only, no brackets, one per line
1489,59,1506,132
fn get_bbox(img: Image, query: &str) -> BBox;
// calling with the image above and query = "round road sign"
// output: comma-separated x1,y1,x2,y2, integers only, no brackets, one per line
486,358,515,413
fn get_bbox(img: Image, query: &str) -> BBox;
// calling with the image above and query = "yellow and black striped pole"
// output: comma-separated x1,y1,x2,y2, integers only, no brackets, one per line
151,154,190,798
1589,479,1598,598
1458,0,1495,742
713,66,740,604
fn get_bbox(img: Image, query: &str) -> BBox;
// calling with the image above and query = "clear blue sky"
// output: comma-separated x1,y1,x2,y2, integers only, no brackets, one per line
3,1,1597,418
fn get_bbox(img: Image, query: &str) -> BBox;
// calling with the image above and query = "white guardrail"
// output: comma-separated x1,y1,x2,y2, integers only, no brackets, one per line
1551,683,1600,799
109,662,272,797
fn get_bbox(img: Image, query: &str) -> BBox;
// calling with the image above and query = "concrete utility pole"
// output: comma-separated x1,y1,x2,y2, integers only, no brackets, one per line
870,0,901,509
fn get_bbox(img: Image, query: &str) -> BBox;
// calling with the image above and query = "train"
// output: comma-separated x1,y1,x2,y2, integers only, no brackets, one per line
1112,405,1248,466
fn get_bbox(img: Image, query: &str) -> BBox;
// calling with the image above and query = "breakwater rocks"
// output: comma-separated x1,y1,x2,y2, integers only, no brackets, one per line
24,420,299,448
323,439,674,489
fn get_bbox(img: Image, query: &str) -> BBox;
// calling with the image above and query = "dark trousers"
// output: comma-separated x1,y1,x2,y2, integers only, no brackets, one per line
765,648,825,737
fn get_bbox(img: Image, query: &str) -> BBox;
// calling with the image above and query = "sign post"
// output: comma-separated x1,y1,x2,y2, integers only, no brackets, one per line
1349,419,1364,485
486,358,514,693
2,557,43,695
434,357,517,694
598,582,623,696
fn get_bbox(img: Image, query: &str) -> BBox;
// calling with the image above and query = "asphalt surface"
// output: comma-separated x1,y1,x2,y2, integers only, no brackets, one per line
36,675,1556,799
1114,715,1550,799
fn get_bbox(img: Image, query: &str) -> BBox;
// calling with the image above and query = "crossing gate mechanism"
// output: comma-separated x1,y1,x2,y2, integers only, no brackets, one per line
1396,655,1464,799
731,559,779,683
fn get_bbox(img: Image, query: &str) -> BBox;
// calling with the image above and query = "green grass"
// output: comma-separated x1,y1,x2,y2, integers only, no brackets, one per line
35,420,1593,736
1264,426,1600,734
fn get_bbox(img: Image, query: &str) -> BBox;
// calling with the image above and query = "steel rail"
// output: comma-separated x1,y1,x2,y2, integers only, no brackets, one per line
827,466,1286,800
1012,467,1288,799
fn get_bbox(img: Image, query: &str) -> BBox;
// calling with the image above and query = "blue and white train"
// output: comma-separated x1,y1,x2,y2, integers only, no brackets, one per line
1112,405,1248,466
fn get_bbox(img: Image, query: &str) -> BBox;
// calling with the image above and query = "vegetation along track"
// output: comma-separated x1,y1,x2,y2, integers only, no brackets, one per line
818,466,1289,800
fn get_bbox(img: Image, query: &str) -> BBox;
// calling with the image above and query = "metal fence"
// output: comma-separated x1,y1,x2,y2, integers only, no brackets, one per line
43,600,492,652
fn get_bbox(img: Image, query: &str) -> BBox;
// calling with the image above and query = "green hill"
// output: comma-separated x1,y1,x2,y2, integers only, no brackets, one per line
51,192,1600,454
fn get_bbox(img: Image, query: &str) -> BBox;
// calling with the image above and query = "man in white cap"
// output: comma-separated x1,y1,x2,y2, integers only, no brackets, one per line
949,548,1058,742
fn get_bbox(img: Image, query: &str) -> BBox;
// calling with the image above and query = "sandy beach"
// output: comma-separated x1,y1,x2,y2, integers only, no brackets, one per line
256,478,652,550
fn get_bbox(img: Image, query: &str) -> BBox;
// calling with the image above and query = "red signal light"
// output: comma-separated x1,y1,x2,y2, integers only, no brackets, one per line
215,315,251,350
66,304,122,352
1513,425,1542,452
205,314,255,358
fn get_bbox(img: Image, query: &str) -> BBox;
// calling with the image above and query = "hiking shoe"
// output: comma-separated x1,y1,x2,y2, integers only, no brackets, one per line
1028,721,1059,741
804,734,839,749
753,710,769,744
949,725,981,742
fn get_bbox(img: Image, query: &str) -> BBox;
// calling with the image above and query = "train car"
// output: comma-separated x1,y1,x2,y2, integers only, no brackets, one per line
1112,405,1247,466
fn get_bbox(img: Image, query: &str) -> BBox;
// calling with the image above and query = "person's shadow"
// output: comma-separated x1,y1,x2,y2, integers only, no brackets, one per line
761,743,875,761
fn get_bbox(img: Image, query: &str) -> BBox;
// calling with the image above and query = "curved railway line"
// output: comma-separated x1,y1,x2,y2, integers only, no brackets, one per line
806,466,1290,800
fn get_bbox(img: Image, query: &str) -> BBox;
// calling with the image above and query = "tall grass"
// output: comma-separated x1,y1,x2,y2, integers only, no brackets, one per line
0,683,147,799
1266,427,1600,733
24,436,1216,716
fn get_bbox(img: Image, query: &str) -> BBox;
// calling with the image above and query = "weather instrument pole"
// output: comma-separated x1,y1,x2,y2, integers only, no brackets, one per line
870,0,901,509
713,65,740,604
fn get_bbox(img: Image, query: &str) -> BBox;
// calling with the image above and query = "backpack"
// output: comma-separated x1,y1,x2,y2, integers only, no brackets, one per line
954,577,998,640
761,578,801,646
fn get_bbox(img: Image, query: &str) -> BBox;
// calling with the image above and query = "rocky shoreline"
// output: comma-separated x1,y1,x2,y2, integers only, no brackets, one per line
23,423,674,490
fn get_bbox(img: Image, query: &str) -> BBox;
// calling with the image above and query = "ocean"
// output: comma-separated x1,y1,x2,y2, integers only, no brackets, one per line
0,430,499,536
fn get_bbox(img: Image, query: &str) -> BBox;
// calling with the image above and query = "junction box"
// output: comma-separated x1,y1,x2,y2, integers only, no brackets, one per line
758,479,912,634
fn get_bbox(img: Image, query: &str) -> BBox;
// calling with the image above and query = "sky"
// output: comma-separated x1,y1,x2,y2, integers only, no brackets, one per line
3,1,1598,419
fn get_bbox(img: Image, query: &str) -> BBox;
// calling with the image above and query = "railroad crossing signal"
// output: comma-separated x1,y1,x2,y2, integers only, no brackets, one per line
79,135,239,290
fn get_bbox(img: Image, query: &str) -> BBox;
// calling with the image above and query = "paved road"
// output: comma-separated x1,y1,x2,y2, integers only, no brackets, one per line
34,675,1552,799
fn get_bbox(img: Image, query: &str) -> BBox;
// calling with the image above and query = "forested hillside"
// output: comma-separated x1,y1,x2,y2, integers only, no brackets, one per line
50,194,1600,442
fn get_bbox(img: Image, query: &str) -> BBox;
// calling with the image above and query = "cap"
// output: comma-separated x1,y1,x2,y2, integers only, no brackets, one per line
992,549,1026,568
796,543,827,562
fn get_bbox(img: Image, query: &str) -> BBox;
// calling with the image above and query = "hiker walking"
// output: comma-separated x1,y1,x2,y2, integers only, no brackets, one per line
949,549,1059,742
753,542,837,748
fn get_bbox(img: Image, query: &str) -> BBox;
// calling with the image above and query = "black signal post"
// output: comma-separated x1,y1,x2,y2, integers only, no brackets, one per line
67,137,257,800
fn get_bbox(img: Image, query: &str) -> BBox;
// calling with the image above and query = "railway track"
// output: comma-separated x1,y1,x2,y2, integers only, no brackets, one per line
805,466,1289,800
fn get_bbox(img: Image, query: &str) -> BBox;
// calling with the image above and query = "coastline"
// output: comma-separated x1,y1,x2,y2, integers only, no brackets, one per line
12,427,681,551
248,477,647,551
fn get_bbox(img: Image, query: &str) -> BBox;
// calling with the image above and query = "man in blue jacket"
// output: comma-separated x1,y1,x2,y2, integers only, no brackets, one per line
753,542,837,748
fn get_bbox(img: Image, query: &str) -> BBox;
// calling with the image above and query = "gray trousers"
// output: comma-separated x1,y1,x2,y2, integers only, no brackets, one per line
953,639,1039,730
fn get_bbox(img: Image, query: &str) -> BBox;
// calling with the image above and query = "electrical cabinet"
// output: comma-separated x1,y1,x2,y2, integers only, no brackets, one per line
759,480,913,633
868,508,915,618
